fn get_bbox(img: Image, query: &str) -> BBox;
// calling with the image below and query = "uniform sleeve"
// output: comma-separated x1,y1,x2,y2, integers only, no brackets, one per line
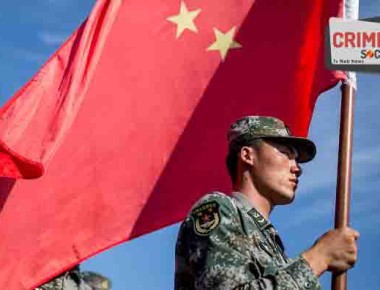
174,194,321,290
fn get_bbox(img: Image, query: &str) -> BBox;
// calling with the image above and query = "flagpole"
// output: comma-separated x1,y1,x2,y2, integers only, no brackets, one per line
331,0,358,288
331,82,356,290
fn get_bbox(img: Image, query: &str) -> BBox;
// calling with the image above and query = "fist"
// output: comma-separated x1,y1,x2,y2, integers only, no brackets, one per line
302,227,359,276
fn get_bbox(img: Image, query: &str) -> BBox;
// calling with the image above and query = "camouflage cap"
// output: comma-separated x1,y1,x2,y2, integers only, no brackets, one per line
227,116,316,163
81,271,111,290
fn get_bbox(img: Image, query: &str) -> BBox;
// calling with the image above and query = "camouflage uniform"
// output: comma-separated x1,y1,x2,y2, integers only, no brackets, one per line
35,266,92,290
175,192,321,289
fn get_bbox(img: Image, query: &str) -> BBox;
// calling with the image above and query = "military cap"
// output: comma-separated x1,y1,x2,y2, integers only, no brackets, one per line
80,271,111,290
227,116,316,163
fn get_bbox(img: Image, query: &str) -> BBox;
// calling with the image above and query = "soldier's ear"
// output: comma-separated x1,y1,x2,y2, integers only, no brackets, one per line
239,146,255,166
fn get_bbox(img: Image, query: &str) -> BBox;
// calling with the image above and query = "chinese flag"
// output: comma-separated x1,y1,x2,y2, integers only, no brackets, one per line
0,0,344,288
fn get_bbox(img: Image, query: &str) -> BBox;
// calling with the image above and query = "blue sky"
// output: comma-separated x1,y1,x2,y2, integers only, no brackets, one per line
1,1,379,289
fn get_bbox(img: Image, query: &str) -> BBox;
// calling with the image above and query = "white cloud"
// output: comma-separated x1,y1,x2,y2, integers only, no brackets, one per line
38,31,68,46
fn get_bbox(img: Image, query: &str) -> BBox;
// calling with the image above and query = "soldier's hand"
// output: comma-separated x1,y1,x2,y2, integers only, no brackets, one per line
302,227,359,276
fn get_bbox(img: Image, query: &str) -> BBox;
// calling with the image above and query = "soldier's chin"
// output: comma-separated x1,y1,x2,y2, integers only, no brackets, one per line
276,193,295,205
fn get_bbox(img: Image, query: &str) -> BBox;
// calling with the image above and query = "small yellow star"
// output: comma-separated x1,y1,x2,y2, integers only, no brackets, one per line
167,1,201,39
206,27,242,61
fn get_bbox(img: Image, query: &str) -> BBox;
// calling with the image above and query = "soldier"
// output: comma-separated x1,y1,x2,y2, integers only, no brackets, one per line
80,271,112,290
35,267,111,290
34,266,88,290
175,116,359,289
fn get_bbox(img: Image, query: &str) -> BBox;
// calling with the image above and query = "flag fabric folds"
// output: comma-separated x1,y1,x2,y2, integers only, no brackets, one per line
0,0,344,288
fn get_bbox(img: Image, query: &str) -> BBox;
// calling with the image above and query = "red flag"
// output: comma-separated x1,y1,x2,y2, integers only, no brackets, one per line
0,0,344,288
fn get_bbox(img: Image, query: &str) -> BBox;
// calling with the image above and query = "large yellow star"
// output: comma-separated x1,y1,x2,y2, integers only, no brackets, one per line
167,1,201,39
207,27,242,61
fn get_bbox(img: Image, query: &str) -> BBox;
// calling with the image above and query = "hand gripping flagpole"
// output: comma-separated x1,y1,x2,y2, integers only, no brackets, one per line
331,1,359,290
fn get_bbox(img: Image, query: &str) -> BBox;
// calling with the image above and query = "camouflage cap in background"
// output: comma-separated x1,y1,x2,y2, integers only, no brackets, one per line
80,271,111,290
227,116,316,163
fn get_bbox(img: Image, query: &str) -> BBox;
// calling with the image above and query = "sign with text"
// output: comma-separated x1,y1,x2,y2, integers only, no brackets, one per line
327,17,380,72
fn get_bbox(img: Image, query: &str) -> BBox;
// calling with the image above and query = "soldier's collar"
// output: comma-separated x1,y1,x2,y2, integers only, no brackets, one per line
231,191,271,230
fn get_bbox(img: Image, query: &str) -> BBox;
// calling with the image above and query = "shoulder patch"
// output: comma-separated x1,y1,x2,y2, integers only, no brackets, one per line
191,201,221,236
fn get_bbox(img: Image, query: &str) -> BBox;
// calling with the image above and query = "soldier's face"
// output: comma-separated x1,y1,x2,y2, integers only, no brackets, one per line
250,140,302,205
